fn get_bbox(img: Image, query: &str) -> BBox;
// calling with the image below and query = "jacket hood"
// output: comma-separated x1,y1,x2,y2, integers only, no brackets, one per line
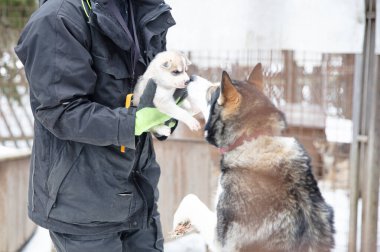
39,0,47,6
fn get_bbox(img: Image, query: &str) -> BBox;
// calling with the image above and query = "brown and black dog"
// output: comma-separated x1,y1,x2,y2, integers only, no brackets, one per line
173,64,335,252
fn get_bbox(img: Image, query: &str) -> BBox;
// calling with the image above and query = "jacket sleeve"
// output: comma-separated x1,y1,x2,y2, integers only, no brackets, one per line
15,11,136,149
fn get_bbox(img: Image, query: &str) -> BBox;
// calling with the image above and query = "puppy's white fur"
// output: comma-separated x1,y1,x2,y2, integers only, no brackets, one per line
133,51,218,136
173,194,219,252
186,75,219,122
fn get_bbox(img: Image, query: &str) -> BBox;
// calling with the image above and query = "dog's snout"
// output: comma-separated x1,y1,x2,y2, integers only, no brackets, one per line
185,75,197,86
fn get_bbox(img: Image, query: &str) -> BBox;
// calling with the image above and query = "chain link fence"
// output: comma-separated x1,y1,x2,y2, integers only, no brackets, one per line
187,50,354,189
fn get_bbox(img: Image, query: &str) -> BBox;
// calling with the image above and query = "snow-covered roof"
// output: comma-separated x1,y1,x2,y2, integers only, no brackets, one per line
325,116,352,143
279,103,326,128
279,103,353,143
0,145,30,161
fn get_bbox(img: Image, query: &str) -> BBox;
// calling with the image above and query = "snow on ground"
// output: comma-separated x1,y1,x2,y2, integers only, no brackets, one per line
320,185,351,252
21,187,373,252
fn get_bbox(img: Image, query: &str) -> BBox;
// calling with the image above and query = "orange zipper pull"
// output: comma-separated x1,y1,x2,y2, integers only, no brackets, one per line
121,93,134,153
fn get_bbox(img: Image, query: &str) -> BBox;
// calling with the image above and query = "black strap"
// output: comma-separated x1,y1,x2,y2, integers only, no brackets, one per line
128,0,141,56
109,0,141,77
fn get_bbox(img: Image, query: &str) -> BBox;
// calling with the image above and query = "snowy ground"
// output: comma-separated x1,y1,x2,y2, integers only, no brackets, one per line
21,187,368,252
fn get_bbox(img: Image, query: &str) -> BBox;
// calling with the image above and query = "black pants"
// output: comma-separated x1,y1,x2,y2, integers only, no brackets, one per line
49,220,164,252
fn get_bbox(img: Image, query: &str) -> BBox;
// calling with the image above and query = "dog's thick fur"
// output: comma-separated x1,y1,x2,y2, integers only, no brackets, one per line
133,50,201,135
173,64,335,252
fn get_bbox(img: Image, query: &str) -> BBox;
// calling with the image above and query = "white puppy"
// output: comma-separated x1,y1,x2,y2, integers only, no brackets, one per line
133,50,218,136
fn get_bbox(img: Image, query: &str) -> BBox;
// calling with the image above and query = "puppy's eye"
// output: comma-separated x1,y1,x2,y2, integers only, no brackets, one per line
172,70,182,75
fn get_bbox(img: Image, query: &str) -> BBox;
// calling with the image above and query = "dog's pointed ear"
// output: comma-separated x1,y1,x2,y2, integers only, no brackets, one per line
248,63,264,91
161,61,171,69
218,71,240,106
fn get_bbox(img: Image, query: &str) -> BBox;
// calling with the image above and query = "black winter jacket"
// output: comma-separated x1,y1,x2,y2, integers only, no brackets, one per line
15,0,175,235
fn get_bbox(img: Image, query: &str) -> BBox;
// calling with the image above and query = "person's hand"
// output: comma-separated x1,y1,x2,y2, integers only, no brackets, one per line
134,79,178,136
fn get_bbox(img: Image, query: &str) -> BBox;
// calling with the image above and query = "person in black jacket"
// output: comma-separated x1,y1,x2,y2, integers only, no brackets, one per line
15,0,176,251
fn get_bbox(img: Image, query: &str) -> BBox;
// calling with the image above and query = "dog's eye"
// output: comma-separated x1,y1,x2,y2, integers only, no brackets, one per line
172,70,182,75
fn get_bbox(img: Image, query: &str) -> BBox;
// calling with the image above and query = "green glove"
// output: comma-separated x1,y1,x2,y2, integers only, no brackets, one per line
135,79,187,136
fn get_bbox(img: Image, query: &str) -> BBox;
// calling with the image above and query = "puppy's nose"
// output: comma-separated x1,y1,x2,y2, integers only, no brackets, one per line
185,75,196,86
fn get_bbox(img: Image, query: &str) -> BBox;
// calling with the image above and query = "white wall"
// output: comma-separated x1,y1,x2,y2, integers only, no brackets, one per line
165,0,365,54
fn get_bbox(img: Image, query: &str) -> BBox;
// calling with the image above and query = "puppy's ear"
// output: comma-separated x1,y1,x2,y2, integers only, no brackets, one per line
218,71,240,107
184,56,191,66
161,61,171,69
180,52,191,70
248,63,264,91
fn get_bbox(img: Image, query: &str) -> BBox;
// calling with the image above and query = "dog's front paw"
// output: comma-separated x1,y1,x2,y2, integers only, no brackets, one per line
152,125,172,136
185,117,201,131
173,194,198,230
171,220,193,238
172,194,203,237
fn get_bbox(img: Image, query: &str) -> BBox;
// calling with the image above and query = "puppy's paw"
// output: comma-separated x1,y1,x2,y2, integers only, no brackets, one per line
185,117,201,131
172,194,202,233
170,219,193,238
152,125,172,136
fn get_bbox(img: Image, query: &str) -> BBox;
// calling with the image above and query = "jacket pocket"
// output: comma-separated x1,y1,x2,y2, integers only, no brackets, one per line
92,55,131,107
47,144,135,224
93,55,129,79
46,142,84,218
